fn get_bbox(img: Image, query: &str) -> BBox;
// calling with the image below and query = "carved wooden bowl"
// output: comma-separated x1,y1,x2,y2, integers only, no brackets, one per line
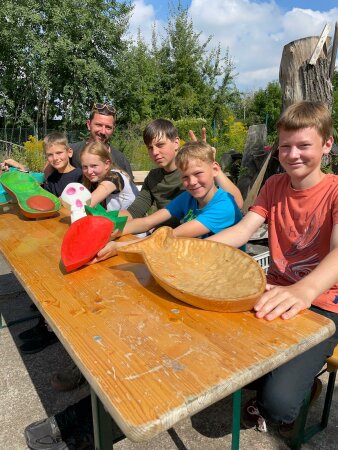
117,227,266,312
0,171,60,218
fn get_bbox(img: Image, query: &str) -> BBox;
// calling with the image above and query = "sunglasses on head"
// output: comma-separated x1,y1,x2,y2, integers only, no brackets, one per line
92,103,116,116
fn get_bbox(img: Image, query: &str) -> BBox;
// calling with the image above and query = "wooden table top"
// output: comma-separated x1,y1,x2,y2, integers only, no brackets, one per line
0,204,335,442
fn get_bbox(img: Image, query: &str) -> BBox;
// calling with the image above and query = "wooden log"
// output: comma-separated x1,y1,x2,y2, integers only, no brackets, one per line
279,35,332,111
236,124,267,200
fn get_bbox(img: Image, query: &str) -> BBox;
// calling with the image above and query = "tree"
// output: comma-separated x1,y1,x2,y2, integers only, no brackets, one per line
113,31,159,125
242,81,282,136
0,0,132,134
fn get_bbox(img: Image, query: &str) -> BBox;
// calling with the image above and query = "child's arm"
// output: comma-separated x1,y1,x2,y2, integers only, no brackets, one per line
207,211,265,248
255,224,338,321
122,209,171,235
118,209,133,220
90,180,117,207
215,170,243,209
89,209,172,263
1,159,28,172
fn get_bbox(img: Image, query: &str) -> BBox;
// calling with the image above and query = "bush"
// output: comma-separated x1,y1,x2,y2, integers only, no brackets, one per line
22,136,46,171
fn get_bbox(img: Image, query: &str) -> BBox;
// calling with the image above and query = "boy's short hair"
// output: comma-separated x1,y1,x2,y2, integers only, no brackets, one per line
175,141,215,171
43,132,69,152
143,119,178,146
277,101,333,142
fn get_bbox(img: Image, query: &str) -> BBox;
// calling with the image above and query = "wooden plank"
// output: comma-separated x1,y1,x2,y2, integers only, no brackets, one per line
0,204,335,442
309,23,331,65
132,170,149,185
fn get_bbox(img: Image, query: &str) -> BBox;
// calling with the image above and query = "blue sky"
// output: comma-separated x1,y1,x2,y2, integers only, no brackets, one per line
126,0,338,91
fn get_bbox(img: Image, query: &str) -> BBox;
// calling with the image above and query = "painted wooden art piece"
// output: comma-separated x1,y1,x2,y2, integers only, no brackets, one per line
0,171,60,218
61,182,91,223
117,227,266,312
61,215,114,272
85,204,128,232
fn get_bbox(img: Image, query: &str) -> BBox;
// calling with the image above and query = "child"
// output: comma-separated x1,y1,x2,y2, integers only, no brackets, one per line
121,119,243,226
80,141,139,210
208,101,338,436
3,132,83,355
93,140,243,261
2,132,82,197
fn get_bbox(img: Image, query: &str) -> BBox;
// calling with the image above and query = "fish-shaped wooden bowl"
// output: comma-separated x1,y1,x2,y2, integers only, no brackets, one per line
117,227,266,312
0,171,60,218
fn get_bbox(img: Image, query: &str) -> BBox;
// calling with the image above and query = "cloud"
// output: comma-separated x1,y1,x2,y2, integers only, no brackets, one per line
127,0,165,42
189,0,338,90
129,0,338,90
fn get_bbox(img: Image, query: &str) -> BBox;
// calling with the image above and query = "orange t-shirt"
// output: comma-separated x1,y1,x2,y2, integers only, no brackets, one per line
250,173,338,313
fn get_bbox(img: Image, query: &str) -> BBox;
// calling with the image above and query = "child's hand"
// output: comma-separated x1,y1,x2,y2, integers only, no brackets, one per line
188,128,216,158
88,241,118,264
188,127,207,142
254,283,313,321
1,159,27,171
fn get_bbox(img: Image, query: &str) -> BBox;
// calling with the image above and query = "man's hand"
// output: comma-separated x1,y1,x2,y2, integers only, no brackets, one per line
88,241,118,264
254,283,313,321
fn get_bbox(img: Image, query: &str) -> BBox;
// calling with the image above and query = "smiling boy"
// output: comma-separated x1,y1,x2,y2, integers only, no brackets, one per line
208,101,338,437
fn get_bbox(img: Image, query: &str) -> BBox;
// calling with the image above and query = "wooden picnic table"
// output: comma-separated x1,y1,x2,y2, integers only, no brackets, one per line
0,203,335,449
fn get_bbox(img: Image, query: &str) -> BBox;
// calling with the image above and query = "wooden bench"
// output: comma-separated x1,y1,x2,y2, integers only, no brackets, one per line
290,344,338,449
132,170,149,189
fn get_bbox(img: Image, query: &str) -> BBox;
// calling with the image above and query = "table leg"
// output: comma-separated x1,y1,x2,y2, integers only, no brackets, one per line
91,389,115,450
232,389,241,450
0,313,40,329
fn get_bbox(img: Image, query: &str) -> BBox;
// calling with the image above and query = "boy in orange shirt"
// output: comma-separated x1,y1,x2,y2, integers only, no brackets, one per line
208,101,338,436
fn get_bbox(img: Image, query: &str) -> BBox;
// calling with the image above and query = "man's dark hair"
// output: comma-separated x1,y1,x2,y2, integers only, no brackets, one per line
143,119,179,146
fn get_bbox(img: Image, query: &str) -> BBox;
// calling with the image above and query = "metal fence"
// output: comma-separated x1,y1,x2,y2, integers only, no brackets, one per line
0,128,85,145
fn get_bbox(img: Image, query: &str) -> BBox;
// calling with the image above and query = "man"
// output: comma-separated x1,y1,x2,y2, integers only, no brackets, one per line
70,103,133,179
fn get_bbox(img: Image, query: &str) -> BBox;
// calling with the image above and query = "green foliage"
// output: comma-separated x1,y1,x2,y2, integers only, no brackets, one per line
22,136,46,172
173,118,208,141
0,0,132,133
240,81,282,136
111,122,155,171
222,116,248,153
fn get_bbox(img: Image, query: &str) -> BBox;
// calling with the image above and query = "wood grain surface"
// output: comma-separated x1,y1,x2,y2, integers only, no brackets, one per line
0,204,335,442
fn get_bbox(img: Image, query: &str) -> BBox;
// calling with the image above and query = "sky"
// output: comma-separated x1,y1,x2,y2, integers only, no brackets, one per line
126,0,338,91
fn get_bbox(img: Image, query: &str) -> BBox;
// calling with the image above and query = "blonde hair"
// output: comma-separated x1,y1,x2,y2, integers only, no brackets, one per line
277,101,333,143
175,141,215,171
80,141,124,191
43,132,69,152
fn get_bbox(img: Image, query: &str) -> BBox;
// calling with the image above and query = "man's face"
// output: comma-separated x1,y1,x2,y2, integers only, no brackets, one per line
86,113,115,144
146,135,180,172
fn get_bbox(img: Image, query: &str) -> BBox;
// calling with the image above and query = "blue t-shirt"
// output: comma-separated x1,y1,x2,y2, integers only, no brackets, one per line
165,187,242,238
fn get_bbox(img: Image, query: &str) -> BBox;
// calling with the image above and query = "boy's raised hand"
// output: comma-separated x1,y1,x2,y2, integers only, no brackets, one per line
188,127,216,158
188,127,207,143
254,283,313,321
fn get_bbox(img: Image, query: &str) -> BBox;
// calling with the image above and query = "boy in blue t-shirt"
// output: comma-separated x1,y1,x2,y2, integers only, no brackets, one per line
93,141,242,261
